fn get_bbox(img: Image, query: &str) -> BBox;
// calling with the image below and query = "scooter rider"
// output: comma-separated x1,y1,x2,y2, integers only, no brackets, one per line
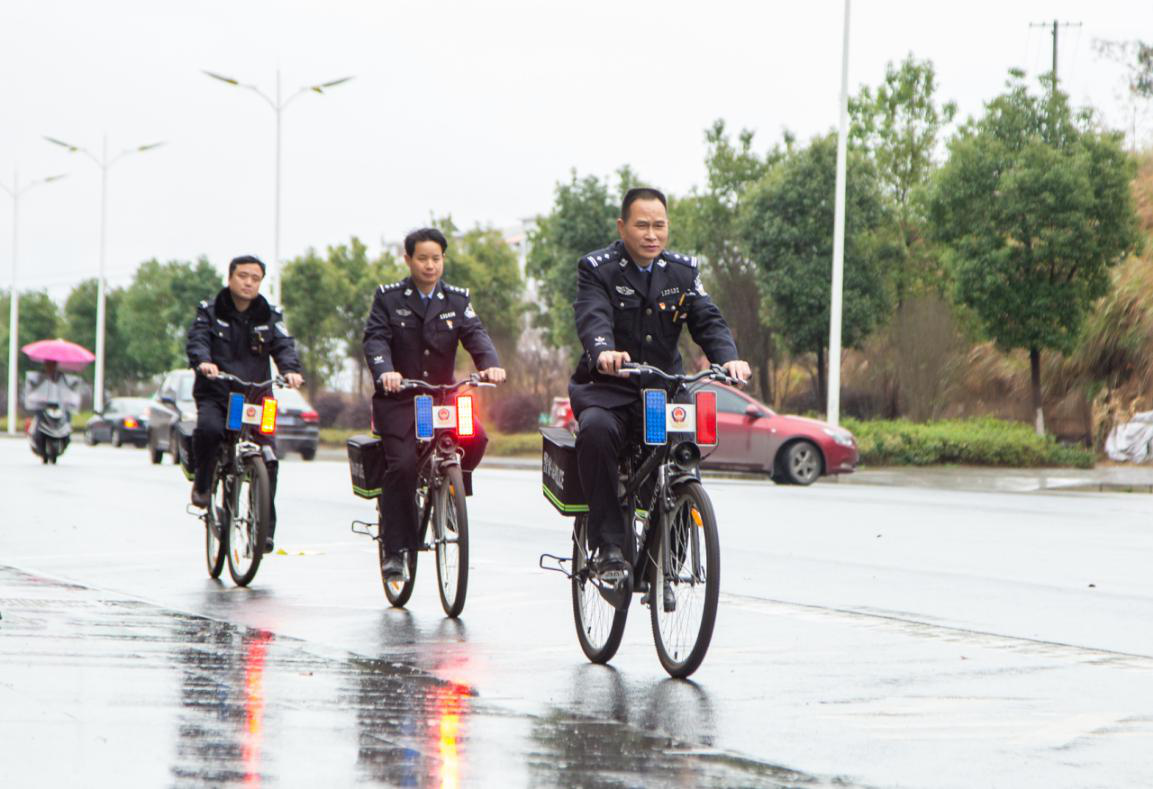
186,255,304,553
362,228,506,580
569,188,752,579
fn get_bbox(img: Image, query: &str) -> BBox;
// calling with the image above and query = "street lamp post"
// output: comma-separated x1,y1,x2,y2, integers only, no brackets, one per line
44,135,164,413
2,170,66,435
827,0,851,428
203,69,353,305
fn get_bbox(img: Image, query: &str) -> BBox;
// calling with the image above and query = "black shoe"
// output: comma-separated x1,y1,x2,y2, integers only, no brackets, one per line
190,488,210,509
263,538,275,554
592,545,629,582
380,553,406,582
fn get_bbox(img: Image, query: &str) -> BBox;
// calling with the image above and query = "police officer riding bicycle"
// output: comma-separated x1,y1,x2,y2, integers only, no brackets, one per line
570,188,752,580
186,255,304,553
363,228,506,581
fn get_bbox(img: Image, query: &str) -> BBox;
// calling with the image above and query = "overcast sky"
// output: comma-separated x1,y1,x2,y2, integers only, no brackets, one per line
1,0,1148,298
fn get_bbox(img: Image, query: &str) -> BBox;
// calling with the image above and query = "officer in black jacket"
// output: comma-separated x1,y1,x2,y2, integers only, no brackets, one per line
570,188,751,578
363,228,505,579
186,255,304,552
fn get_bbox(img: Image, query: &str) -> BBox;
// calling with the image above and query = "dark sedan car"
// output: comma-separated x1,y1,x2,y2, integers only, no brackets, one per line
699,382,858,484
84,397,152,448
272,387,319,461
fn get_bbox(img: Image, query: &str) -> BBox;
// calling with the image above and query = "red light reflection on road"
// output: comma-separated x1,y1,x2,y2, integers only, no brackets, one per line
242,631,273,786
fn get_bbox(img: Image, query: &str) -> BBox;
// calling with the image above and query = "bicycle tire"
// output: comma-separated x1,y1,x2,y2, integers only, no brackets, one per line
649,480,720,678
380,494,418,607
434,465,470,618
571,515,628,664
204,466,227,578
227,455,270,587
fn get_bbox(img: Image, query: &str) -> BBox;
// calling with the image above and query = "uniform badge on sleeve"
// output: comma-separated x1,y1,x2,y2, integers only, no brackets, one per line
594,336,607,346
276,321,289,336
694,276,707,296
464,304,476,319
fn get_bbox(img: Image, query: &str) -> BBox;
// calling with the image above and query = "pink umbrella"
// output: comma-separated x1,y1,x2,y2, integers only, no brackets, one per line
21,338,96,372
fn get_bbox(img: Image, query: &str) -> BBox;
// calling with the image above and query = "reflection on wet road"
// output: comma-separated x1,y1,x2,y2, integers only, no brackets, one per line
0,565,827,786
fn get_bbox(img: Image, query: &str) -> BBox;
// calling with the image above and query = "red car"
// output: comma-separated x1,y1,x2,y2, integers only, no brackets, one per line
549,384,858,485
699,382,858,484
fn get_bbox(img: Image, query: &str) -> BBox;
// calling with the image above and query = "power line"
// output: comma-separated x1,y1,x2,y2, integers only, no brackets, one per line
1029,19,1083,88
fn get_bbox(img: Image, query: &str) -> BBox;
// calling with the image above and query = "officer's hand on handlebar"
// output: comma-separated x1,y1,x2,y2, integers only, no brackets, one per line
284,372,304,389
478,367,506,384
722,360,752,385
596,350,632,377
379,371,403,393
198,362,220,377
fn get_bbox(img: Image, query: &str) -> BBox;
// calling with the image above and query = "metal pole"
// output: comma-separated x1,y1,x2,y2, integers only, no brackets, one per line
7,170,19,434
827,0,850,428
94,135,109,413
1051,19,1058,83
272,69,282,305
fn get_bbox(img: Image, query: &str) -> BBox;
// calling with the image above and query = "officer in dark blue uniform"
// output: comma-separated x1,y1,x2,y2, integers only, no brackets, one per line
186,255,304,552
363,228,505,579
570,188,751,577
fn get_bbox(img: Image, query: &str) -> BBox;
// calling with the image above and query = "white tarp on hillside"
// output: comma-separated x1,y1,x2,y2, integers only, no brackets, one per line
1105,411,1153,463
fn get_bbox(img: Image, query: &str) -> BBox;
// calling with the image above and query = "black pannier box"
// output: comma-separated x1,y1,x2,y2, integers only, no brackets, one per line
348,434,386,499
540,426,586,516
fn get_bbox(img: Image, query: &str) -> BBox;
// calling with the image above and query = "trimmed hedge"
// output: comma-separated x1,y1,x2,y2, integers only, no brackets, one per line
842,417,1095,469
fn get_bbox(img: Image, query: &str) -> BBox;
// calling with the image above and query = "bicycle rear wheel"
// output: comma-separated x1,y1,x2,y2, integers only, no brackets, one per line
227,455,270,587
650,480,720,679
380,495,418,607
571,515,628,664
204,467,227,578
434,465,469,618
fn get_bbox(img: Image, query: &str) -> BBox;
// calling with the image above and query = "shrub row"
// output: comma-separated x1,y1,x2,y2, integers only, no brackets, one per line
842,417,1095,469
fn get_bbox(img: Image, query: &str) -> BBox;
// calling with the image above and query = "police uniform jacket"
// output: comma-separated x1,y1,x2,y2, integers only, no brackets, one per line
569,241,738,414
186,289,302,401
363,277,499,400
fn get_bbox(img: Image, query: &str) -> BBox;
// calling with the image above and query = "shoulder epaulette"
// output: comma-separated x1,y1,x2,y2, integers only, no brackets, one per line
443,283,470,297
582,244,623,269
663,251,698,268
379,281,405,293
198,299,209,309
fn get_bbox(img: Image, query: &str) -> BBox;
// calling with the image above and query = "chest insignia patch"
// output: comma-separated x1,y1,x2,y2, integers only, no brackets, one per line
615,285,635,296
396,308,413,316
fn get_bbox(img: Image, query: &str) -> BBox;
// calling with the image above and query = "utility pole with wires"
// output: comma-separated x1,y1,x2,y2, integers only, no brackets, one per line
1030,19,1082,89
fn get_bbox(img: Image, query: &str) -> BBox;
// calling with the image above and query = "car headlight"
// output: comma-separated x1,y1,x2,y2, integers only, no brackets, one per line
823,428,855,447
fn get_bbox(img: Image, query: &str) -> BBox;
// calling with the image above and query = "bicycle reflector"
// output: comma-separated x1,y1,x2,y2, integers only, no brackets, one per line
456,394,475,437
643,389,667,445
259,397,277,435
694,390,718,446
227,393,245,430
414,395,434,439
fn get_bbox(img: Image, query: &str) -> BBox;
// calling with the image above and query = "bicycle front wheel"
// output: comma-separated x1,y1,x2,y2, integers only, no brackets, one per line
204,467,228,578
434,465,470,618
650,480,720,679
571,515,628,664
380,496,418,607
227,455,270,587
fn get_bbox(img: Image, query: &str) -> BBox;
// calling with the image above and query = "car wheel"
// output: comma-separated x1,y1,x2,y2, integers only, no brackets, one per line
300,446,316,462
84,428,97,446
781,441,823,486
112,429,123,448
169,430,180,464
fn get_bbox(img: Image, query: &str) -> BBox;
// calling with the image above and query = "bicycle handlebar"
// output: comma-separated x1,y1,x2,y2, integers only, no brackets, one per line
400,373,498,393
619,362,741,387
210,372,288,389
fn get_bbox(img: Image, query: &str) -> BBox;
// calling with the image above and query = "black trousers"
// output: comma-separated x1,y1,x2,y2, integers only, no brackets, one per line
193,397,280,533
372,396,488,555
575,402,642,554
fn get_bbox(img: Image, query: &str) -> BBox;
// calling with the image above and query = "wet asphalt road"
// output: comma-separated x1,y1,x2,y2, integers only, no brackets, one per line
2,439,1152,787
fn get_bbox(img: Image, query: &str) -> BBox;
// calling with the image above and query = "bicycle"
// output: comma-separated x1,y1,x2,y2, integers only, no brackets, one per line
540,362,735,679
190,373,285,587
349,374,495,618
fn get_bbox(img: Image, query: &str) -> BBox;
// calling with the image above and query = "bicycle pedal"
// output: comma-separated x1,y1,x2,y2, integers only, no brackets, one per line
350,519,377,538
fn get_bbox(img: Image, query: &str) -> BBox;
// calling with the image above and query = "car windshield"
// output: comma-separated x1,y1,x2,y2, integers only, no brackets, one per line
112,398,153,415
275,388,311,412
704,383,770,415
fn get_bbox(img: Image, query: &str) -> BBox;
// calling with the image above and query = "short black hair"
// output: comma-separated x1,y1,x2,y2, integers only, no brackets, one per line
228,255,266,277
404,228,449,257
621,187,668,221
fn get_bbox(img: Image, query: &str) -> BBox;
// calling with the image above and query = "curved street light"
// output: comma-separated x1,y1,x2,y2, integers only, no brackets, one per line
44,135,165,412
2,170,67,434
203,69,354,305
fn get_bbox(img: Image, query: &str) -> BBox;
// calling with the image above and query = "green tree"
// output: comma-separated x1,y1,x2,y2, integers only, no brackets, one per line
671,120,777,400
526,169,635,354
118,257,222,383
850,54,956,303
928,71,1141,434
742,133,892,403
281,250,345,400
0,289,60,396
61,279,132,388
